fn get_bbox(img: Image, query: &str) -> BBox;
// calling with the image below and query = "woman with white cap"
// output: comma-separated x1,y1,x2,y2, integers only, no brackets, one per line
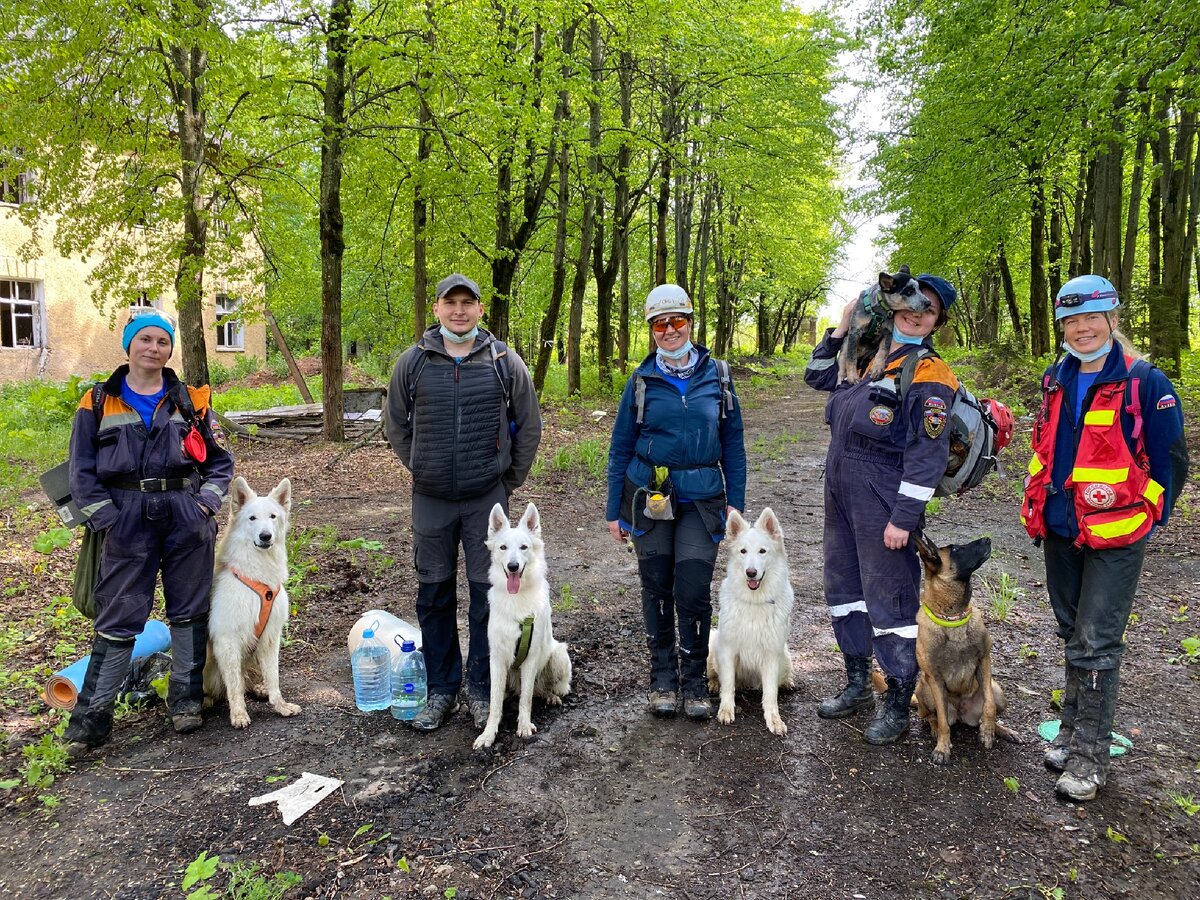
64,309,233,757
1022,274,1187,801
605,284,746,720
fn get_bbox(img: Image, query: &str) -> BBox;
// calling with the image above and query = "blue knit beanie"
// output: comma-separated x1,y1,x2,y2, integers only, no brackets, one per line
122,312,176,354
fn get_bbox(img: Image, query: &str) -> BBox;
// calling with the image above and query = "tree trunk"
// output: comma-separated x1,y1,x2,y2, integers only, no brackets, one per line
318,0,351,441
1048,185,1064,302
566,15,601,396
1121,88,1151,299
412,0,435,339
166,26,211,387
1155,96,1194,377
693,186,712,348
997,241,1025,348
1029,163,1051,358
532,22,577,395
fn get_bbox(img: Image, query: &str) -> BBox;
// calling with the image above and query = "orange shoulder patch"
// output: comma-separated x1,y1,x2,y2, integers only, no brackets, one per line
910,356,959,391
188,384,212,414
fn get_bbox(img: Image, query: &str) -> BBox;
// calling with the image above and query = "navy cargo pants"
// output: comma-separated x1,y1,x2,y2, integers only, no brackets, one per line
823,445,920,681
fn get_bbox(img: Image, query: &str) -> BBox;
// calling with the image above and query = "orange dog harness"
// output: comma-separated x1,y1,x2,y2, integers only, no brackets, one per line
229,567,282,644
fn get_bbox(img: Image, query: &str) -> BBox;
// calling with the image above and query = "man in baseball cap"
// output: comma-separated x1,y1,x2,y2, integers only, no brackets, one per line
384,273,543,732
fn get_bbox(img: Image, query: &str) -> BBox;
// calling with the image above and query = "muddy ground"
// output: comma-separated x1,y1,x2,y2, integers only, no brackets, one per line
1,369,1198,899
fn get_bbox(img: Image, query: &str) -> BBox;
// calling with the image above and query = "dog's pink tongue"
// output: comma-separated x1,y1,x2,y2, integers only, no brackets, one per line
507,572,521,594
747,578,761,591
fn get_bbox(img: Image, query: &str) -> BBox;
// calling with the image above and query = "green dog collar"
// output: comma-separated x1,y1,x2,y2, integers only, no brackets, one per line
922,603,972,628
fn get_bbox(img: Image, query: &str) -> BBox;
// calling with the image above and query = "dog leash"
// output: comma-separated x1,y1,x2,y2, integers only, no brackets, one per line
513,616,535,666
229,567,282,644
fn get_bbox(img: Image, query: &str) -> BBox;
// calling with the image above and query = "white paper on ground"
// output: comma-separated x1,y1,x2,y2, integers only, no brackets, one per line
249,772,344,825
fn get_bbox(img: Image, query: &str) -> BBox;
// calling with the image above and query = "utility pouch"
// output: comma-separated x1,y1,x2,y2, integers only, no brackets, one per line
72,527,104,619
642,465,675,521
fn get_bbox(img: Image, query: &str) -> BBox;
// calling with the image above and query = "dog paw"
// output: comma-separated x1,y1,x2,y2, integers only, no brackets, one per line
473,732,496,750
717,704,735,725
766,713,787,736
545,695,562,706
275,701,302,717
230,710,252,729
980,728,995,750
516,722,538,738
202,696,214,710
707,677,719,694
932,746,951,765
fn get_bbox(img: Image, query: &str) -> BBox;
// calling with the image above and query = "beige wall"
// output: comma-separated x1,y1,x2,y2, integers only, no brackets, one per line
0,204,266,384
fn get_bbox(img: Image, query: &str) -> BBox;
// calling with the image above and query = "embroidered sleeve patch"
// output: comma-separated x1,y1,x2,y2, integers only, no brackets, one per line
923,409,946,439
1157,394,1177,410
924,396,947,413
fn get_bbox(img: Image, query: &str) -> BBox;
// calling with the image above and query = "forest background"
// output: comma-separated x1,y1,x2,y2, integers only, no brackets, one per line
1,0,1198,431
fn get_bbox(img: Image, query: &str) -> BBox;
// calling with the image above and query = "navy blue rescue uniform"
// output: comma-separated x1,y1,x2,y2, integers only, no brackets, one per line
70,366,233,637
606,347,746,698
805,330,956,681
64,364,233,748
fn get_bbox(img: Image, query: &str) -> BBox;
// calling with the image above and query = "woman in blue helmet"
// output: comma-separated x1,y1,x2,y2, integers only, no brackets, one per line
1022,274,1187,801
805,273,960,745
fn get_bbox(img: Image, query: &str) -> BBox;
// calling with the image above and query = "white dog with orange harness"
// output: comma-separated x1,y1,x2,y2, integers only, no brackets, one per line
203,477,301,728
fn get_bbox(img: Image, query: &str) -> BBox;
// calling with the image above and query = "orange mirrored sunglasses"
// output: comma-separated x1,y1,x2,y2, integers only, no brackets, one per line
650,314,691,334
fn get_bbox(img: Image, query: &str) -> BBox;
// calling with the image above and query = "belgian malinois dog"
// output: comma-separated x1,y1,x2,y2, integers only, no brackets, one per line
912,531,1020,764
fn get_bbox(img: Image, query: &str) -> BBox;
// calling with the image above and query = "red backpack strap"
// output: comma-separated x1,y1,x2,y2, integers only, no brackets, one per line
1124,359,1150,446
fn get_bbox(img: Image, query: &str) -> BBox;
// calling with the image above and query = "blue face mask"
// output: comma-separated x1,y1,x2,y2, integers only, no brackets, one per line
892,325,925,346
440,325,478,345
1063,339,1111,363
657,340,694,361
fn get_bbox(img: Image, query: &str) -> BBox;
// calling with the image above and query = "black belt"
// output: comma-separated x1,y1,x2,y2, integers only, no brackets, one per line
113,478,193,492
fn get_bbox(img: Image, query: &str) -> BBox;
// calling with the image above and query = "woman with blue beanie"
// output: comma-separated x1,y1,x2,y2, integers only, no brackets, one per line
1022,275,1187,801
64,309,233,757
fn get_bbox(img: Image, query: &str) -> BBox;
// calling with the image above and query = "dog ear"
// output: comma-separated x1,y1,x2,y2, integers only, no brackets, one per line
755,507,783,541
726,509,747,539
878,271,895,292
912,529,943,573
269,477,292,513
520,502,541,535
231,476,253,512
487,503,508,538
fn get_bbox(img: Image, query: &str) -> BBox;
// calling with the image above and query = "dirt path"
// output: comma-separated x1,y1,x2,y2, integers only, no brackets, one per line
1,371,1198,899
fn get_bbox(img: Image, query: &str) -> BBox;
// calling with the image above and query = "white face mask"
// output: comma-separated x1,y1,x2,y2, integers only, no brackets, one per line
440,325,478,345
657,340,694,361
1063,339,1111,363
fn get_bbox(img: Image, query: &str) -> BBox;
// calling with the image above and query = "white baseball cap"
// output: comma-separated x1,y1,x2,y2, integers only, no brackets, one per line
644,283,693,322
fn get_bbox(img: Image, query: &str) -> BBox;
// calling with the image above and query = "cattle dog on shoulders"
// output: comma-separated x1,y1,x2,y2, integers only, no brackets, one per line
838,265,930,385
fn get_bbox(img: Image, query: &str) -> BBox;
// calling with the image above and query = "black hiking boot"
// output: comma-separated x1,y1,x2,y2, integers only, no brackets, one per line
818,654,874,719
863,676,915,745
1045,663,1082,773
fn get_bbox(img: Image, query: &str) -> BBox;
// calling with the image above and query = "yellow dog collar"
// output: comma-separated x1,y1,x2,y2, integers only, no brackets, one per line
922,603,972,628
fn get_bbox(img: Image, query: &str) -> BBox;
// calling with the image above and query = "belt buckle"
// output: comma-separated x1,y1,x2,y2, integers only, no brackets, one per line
139,477,165,492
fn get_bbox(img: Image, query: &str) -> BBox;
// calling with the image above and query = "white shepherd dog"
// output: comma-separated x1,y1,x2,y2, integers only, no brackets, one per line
203,477,302,728
706,508,795,736
473,502,572,749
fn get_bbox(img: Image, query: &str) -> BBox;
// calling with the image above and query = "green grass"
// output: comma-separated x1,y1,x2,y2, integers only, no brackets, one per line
0,377,91,504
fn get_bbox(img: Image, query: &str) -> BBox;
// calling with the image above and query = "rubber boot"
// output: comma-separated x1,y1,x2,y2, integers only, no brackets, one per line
1056,667,1120,801
1044,663,1081,772
63,635,135,756
863,675,916,745
168,617,209,734
818,654,874,719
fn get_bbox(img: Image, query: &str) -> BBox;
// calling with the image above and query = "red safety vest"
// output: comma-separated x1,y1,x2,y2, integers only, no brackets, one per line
1022,360,1164,548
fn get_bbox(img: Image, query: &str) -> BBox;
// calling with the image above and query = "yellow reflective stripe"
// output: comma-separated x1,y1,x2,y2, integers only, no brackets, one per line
1072,466,1127,484
1144,479,1164,505
1089,513,1147,540
1028,456,1044,476
1083,409,1116,426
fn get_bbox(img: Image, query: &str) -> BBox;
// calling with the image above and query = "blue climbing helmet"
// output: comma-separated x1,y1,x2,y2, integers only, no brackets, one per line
1055,274,1119,321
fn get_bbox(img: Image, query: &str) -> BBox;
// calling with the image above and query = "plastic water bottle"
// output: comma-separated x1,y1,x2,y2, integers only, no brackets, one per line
351,627,391,712
390,640,428,721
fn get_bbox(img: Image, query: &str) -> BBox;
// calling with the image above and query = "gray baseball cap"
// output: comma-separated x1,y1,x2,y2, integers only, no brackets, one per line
436,273,481,300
